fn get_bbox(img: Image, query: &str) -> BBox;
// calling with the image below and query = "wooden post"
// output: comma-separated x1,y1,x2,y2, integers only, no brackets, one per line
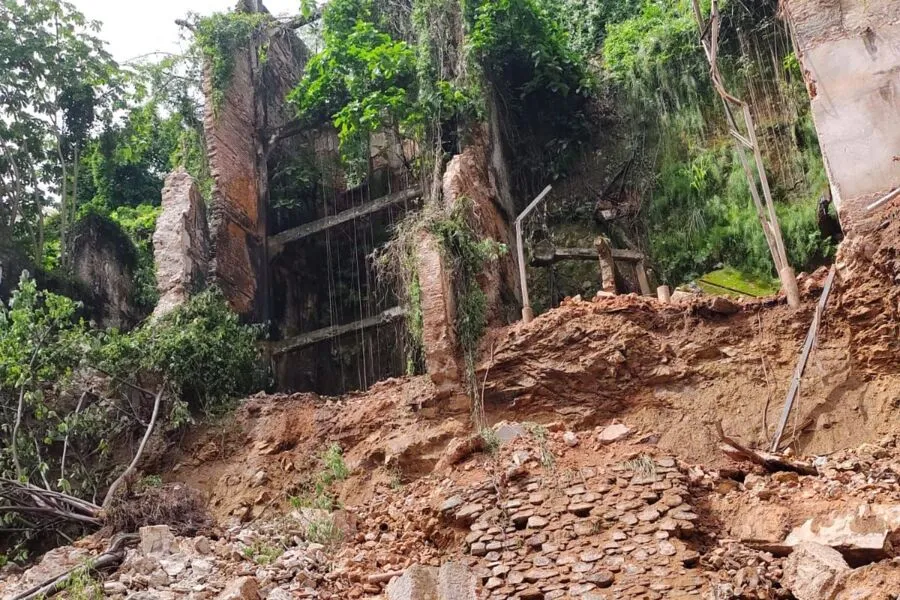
657,285,671,303
635,261,653,296
770,266,837,452
515,185,553,323
594,237,617,294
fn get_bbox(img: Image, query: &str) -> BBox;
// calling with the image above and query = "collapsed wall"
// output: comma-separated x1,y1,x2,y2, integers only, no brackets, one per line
784,0,900,234
204,0,308,323
153,169,210,318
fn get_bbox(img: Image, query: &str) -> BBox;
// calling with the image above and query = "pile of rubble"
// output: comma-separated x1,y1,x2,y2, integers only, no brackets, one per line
0,513,339,600
4,421,900,600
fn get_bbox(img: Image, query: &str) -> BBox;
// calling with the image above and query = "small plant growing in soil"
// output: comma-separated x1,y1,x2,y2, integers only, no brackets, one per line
288,443,350,512
140,474,163,489
480,428,501,455
622,454,657,478
524,422,555,469
320,444,349,484
60,562,103,600
241,540,283,565
304,515,344,548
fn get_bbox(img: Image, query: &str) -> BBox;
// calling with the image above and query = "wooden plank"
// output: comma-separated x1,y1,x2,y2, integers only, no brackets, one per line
769,266,837,452
530,247,646,266
268,187,422,256
271,306,406,355
635,261,652,296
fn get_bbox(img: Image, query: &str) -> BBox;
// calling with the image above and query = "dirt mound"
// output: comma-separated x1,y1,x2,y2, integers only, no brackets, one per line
173,222,900,521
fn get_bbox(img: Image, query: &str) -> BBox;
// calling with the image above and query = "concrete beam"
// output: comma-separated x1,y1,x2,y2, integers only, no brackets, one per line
270,306,406,355
268,186,422,257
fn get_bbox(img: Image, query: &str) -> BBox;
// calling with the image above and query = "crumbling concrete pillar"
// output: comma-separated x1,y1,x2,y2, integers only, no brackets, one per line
784,0,900,235
594,237,617,294
442,130,519,325
153,168,209,318
657,285,671,303
416,231,463,398
203,1,308,322
635,260,652,296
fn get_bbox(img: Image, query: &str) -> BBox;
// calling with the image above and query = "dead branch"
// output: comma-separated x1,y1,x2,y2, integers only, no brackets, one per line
102,381,167,509
0,479,101,528
715,423,816,476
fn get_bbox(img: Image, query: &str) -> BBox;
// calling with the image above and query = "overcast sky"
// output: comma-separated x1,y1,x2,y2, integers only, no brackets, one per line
72,0,301,64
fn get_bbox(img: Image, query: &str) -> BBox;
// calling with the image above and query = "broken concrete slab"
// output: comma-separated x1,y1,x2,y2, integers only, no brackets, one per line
782,542,849,600
386,563,477,600
437,562,477,600
140,525,176,557
386,564,438,600
493,421,527,444
784,504,900,565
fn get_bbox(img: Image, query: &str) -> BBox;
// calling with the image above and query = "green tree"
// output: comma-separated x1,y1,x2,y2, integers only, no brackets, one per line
0,273,86,483
0,0,118,267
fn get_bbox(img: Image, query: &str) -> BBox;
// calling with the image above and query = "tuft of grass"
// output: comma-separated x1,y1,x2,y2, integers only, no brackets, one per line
304,515,344,547
480,428,501,455
524,422,555,469
622,454,657,478
242,540,283,565
61,563,103,600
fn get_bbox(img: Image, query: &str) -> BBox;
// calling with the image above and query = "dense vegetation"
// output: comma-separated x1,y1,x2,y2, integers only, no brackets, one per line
0,275,262,560
0,0,256,562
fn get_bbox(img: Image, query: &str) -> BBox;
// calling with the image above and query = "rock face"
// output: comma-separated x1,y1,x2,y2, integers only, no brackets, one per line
69,211,140,328
782,542,850,600
153,168,209,318
203,1,308,322
441,131,519,326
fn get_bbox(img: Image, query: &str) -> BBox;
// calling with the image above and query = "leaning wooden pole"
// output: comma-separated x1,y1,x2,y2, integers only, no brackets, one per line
769,266,837,452
692,0,801,309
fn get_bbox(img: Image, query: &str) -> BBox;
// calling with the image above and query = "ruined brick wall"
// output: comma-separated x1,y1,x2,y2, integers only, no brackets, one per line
785,0,900,234
442,131,521,326
205,44,264,319
205,3,309,321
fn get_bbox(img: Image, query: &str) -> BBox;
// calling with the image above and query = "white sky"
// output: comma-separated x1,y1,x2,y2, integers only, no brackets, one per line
71,0,301,64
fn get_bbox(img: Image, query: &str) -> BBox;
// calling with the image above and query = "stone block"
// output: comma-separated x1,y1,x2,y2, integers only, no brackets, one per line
140,525,176,557
782,542,849,600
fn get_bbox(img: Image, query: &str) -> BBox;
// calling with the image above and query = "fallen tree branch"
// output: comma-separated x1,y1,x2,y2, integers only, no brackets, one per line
716,422,817,476
102,381,167,509
11,533,137,600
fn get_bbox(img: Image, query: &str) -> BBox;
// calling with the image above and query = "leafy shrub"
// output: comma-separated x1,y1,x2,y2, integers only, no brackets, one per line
0,273,87,483
466,0,595,185
96,288,265,418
